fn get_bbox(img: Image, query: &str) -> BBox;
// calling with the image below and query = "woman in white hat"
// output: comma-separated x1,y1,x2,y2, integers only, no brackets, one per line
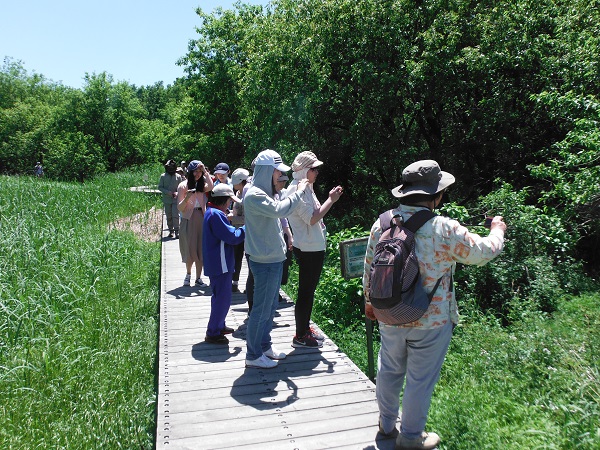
284,151,343,348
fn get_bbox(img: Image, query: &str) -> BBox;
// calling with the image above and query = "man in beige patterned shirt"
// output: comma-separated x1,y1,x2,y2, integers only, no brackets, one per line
363,160,506,449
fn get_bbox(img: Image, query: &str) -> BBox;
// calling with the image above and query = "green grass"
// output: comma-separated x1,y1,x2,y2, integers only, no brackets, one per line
0,170,162,449
286,229,600,450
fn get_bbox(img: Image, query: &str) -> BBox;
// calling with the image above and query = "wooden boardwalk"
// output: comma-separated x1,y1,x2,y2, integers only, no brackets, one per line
155,217,396,450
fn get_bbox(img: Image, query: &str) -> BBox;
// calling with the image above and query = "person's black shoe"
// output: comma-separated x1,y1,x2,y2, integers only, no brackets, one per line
205,335,229,344
221,326,234,335
168,232,174,238
232,284,240,293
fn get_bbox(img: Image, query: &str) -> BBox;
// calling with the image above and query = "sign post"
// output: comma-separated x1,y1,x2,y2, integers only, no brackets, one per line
339,236,375,382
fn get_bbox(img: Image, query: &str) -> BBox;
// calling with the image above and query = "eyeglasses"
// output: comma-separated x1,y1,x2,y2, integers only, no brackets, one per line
309,167,319,172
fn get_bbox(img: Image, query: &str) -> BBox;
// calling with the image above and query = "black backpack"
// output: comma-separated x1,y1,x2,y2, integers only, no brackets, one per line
369,209,443,325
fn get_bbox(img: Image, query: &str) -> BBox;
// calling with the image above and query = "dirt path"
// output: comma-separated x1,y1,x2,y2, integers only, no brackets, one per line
109,207,164,242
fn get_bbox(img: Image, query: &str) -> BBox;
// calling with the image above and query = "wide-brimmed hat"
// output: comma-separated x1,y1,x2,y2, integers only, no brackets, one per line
291,151,323,172
211,183,241,203
391,160,455,198
231,168,250,186
253,149,290,172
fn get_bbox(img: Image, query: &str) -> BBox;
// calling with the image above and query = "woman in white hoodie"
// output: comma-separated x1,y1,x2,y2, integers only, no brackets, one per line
285,151,343,348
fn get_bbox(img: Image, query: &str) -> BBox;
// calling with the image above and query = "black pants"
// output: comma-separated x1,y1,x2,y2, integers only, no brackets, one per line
233,242,244,283
292,247,325,338
281,234,293,286
245,254,255,312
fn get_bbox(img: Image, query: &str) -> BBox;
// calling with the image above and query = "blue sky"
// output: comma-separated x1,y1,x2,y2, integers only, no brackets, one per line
0,0,267,89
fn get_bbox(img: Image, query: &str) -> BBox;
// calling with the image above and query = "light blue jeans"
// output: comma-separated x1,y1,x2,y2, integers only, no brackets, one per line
246,260,283,360
376,322,453,438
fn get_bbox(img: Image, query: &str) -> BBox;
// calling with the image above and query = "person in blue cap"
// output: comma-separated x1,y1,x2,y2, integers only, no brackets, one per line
177,160,214,287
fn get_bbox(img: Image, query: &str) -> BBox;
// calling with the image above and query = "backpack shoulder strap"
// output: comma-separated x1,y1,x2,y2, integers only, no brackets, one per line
403,209,437,233
378,209,400,232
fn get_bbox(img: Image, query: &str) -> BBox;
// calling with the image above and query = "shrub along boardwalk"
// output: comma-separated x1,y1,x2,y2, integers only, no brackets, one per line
155,219,396,449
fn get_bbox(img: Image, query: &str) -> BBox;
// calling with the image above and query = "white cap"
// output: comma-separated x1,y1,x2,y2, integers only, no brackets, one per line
253,149,290,172
211,183,241,203
231,168,250,186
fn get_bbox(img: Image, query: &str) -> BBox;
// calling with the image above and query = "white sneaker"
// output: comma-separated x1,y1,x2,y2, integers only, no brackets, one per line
183,274,191,286
264,347,287,360
245,354,278,369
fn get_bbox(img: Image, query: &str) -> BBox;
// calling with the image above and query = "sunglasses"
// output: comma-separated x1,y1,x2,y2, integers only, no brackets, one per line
309,167,320,172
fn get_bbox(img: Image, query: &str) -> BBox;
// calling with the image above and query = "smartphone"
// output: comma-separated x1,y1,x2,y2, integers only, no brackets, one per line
484,216,493,228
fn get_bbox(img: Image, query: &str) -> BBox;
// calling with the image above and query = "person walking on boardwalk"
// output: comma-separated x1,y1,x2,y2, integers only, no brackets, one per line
202,183,245,344
363,160,506,449
243,149,309,369
158,159,183,238
284,151,343,348
177,160,214,287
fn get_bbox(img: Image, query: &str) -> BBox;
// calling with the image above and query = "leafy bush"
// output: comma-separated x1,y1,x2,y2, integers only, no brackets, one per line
441,183,594,323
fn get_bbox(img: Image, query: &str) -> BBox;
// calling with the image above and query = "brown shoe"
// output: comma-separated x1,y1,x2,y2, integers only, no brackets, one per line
396,431,440,449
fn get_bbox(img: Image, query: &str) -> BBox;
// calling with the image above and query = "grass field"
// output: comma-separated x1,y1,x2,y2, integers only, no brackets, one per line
0,171,162,449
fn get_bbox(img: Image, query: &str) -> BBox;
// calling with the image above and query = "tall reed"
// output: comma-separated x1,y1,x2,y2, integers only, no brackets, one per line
0,170,161,449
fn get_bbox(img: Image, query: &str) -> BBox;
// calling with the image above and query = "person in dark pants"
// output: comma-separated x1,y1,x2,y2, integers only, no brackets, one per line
231,168,250,293
202,184,245,344
284,151,343,348
275,173,294,302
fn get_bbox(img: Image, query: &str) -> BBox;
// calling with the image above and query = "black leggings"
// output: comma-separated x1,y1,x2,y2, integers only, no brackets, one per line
293,247,325,337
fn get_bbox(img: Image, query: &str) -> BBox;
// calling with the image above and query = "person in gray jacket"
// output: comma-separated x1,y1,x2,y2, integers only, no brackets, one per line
158,159,184,238
243,149,309,369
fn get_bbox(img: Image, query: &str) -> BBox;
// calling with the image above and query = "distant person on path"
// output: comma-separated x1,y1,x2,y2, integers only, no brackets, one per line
202,184,245,344
362,159,506,449
158,159,183,238
243,149,309,369
34,162,44,178
180,160,188,177
177,160,214,287
284,151,343,348
230,168,250,293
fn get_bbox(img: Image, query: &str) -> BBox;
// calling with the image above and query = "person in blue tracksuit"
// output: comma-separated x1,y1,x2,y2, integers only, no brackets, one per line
202,183,246,344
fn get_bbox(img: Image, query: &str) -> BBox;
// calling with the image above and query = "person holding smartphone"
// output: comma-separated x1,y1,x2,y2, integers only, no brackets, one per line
177,160,214,287
284,151,343,348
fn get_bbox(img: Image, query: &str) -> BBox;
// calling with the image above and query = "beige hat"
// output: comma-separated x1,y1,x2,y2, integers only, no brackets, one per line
291,151,323,172
391,160,455,198
211,183,241,203
231,168,250,186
